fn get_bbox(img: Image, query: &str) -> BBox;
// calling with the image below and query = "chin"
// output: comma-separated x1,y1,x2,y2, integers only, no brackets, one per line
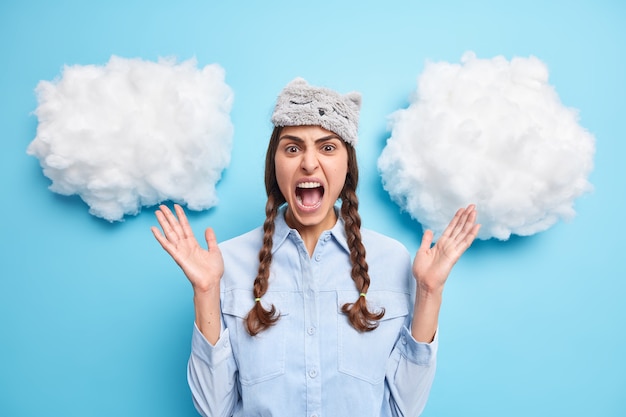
287,201,336,229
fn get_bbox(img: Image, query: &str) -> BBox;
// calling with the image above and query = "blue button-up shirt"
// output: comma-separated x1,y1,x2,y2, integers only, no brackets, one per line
188,206,438,417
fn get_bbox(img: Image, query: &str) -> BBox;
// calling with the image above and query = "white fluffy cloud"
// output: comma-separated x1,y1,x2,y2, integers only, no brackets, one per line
378,52,595,240
27,55,234,221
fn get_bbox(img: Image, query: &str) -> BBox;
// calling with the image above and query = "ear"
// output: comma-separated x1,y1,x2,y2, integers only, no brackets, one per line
287,77,308,87
346,92,362,110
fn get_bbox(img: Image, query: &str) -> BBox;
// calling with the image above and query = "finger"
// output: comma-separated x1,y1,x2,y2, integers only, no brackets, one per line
151,225,175,254
150,225,163,242
440,207,465,240
174,204,195,240
449,204,476,241
158,204,184,242
439,210,459,240
460,206,478,236
467,222,480,241
154,208,176,243
455,220,481,253
155,206,179,243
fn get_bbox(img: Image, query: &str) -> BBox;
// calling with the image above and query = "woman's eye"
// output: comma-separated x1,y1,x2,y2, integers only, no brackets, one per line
322,144,336,152
286,145,299,153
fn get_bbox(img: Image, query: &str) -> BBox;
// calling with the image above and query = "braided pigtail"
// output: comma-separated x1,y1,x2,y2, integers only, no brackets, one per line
245,126,285,336
245,193,281,335
340,160,385,331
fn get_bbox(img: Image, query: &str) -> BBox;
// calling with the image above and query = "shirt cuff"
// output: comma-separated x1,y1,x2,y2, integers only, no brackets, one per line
397,325,438,366
191,322,232,368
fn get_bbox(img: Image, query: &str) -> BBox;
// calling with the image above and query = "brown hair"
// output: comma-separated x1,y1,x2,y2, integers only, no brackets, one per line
245,126,385,335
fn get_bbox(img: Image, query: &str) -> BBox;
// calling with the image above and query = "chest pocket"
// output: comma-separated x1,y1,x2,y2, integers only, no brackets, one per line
336,290,409,384
222,289,290,386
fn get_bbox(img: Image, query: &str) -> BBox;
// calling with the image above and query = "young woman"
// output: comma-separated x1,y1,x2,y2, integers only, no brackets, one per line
152,78,480,417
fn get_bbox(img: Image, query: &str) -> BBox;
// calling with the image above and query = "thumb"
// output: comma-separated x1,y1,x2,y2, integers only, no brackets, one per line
419,229,434,252
205,227,219,251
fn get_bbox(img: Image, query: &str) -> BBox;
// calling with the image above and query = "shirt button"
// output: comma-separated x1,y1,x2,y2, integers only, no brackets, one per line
401,336,407,345
308,368,318,378
315,254,321,261
307,326,316,335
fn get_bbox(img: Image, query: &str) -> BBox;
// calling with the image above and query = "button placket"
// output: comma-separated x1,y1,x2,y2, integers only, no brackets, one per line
303,238,322,417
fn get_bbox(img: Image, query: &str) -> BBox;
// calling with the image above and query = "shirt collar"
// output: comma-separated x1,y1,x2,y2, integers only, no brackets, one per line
272,205,350,255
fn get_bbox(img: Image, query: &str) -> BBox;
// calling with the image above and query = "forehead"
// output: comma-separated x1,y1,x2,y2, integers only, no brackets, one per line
280,125,339,141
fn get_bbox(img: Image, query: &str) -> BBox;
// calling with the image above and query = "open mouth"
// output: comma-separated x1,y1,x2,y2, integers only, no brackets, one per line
295,181,324,209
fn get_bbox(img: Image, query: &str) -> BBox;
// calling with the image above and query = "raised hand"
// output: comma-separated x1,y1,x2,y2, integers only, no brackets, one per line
151,204,224,292
412,204,481,293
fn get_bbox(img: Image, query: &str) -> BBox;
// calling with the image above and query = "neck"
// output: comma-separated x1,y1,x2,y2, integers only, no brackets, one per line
285,207,337,257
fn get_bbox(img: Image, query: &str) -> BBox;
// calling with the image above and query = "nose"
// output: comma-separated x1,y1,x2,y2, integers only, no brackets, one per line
300,149,319,173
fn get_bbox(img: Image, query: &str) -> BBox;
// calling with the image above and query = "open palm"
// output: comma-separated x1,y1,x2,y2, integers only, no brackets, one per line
151,204,224,291
412,205,480,292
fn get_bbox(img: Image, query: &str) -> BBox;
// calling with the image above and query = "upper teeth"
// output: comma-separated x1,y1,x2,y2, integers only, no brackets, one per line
298,182,321,189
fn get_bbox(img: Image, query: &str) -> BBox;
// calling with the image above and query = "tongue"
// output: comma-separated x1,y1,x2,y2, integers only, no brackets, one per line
300,187,323,206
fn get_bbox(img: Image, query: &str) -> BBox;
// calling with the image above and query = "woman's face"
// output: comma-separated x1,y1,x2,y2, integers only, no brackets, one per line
275,125,348,233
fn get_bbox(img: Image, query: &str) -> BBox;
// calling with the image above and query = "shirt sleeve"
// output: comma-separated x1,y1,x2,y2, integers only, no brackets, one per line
187,322,239,417
386,325,438,417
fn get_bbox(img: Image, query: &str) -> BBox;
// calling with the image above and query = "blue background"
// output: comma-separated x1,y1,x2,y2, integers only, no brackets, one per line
1,0,624,416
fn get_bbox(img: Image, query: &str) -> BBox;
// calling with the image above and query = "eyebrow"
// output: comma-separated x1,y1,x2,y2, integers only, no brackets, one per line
278,134,341,144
